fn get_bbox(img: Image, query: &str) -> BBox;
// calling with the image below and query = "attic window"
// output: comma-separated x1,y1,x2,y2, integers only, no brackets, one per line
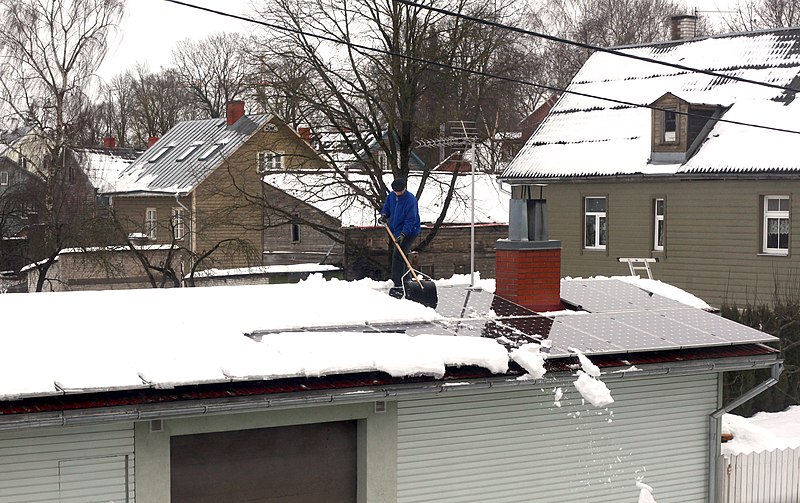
0,171,7,185
148,145,174,163
198,141,226,161
176,141,204,161
663,108,678,143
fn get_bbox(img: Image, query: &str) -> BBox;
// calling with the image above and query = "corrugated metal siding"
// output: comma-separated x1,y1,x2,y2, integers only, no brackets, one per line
0,422,134,502
720,448,800,503
397,373,717,503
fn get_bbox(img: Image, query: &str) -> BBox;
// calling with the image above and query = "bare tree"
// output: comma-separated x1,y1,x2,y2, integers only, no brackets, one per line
0,0,124,290
171,33,252,119
127,65,196,148
724,0,800,30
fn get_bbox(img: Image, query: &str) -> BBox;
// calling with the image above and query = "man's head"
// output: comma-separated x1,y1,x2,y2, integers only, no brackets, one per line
391,178,406,195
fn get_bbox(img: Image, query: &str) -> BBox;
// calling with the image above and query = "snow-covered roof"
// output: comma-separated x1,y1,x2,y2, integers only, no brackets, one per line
191,264,340,278
107,114,275,194
73,148,141,193
262,172,509,227
503,27,800,180
0,276,777,401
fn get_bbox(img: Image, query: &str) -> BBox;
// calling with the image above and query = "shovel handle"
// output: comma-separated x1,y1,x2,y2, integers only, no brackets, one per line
383,223,424,288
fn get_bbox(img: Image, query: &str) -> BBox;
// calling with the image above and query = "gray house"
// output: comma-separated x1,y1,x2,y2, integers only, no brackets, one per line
0,260,779,502
501,26,800,308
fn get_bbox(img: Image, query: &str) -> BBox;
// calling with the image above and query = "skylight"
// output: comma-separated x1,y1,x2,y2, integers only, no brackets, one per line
198,141,226,161
176,141,205,161
148,145,174,163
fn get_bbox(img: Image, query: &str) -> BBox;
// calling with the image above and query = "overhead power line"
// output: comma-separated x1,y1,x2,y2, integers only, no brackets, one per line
161,0,800,136
395,0,800,94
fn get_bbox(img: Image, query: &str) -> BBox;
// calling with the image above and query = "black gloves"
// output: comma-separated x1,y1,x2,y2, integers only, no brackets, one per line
396,233,406,245
378,214,388,225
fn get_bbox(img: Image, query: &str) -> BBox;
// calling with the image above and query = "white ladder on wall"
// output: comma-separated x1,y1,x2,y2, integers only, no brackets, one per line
617,257,659,280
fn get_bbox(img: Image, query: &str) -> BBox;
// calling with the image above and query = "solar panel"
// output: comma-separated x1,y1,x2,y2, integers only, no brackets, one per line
560,279,688,312
610,311,728,348
660,309,777,344
434,286,535,318
557,313,675,352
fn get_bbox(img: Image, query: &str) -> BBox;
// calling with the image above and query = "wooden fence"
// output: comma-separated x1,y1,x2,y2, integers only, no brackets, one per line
720,448,800,503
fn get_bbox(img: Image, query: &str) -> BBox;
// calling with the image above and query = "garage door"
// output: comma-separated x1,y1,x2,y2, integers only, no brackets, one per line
171,421,357,503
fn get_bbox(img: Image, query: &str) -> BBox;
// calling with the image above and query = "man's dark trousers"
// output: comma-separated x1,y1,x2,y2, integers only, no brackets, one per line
391,234,416,287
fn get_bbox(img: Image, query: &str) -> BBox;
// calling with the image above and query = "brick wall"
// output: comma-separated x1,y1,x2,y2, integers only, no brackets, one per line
495,241,562,312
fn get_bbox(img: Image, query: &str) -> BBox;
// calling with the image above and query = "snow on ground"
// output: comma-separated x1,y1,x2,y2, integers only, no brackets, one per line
722,406,800,455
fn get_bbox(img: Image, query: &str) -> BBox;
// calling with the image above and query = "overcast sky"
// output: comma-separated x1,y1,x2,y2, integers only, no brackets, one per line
97,0,737,83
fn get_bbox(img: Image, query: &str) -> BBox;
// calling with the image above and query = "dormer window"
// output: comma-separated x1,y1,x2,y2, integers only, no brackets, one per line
663,108,678,143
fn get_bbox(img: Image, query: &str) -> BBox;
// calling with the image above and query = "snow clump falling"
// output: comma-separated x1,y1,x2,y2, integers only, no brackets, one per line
510,342,547,379
636,479,657,503
553,387,563,407
570,348,615,407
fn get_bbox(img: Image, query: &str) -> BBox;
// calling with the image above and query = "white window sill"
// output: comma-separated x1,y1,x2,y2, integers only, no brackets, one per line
758,252,789,257
583,247,607,252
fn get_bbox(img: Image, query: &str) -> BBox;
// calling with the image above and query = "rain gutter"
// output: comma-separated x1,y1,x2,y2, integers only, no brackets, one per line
707,360,783,503
0,354,778,433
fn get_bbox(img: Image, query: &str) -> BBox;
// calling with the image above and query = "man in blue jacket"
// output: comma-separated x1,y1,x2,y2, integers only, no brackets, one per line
379,178,421,289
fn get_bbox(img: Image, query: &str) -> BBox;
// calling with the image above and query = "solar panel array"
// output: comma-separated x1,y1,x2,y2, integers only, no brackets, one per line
295,279,776,356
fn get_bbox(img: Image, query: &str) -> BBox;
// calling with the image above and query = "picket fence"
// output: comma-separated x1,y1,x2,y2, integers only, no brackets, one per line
720,447,800,503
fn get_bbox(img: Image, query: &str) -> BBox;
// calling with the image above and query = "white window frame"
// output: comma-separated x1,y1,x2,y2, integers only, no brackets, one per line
258,151,284,172
0,171,7,186
176,141,204,161
145,208,157,240
148,145,173,163
584,196,607,250
763,195,789,255
377,151,388,171
663,108,678,143
198,141,226,161
172,207,185,241
654,198,665,251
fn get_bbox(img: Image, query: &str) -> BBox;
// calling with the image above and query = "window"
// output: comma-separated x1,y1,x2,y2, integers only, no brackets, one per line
584,197,607,250
148,145,174,163
176,141,204,161
258,151,283,172
377,151,388,170
763,196,789,254
663,108,678,143
198,142,225,161
0,171,7,185
172,208,184,241
291,222,301,243
145,208,157,240
654,198,665,251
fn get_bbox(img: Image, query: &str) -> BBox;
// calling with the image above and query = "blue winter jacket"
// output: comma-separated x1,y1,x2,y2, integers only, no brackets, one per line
381,190,421,238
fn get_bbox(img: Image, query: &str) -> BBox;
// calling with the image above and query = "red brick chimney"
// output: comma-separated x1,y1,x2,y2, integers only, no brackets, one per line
495,197,562,312
147,136,159,148
298,127,311,142
226,100,245,126
102,136,116,149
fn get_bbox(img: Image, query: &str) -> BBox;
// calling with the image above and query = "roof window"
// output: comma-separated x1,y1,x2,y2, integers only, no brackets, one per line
176,141,205,161
148,145,174,163
198,140,228,161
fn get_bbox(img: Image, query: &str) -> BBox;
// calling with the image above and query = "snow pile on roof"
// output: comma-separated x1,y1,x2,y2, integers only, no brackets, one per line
722,406,800,455
0,277,514,399
191,264,340,278
263,172,509,227
78,150,139,193
503,28,800,179
568,275,713,310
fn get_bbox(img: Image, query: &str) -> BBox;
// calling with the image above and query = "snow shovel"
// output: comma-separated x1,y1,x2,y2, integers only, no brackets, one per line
383,223,438,309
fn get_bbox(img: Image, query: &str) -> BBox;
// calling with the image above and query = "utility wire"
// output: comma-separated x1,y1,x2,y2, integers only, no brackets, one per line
396,0,800,94
162,0,800,135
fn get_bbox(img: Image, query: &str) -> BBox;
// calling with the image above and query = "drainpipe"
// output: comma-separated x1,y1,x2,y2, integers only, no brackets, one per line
175,192,192,285
707,361,783,503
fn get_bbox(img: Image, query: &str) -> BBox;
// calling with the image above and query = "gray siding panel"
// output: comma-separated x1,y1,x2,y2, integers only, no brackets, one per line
397,373,717,503
0,423,134,503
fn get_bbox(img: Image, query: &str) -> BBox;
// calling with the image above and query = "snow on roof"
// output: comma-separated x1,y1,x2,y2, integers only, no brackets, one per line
191,264,340,278
0,277,512,399
722,406,800,455
503,28,800,180
75,149,141,193
565,275,713,310
262,172,509,227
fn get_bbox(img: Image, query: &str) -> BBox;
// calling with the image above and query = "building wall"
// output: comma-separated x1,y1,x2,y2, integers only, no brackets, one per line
344,224,507,281
396,372,718,502
0,422,135,503
111,195,189,245
539,178,800,308
261,183,345,267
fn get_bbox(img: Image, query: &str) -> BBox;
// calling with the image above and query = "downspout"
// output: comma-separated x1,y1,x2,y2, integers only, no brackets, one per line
175,192,192,285
707,361,783,503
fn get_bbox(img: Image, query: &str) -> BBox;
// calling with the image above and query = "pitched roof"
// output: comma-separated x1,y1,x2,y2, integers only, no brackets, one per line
502,27,800,181
262,171,509,226
72,147,142,193
108,114,274,194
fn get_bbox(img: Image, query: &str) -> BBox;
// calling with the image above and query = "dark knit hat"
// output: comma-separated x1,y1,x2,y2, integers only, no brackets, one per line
391,178,406,192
